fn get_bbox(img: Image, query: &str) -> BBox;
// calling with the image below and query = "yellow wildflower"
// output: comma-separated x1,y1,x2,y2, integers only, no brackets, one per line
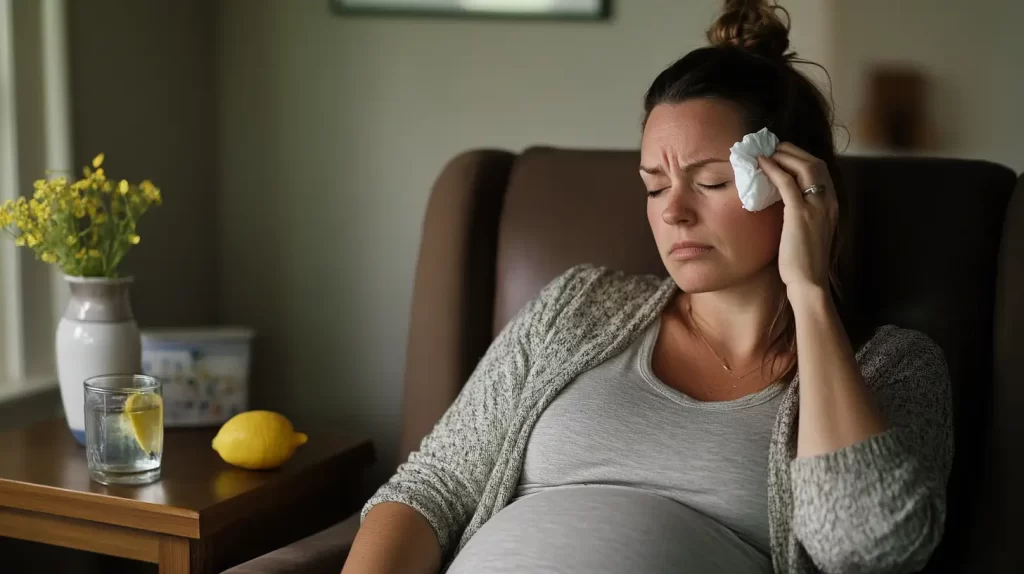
29,199,50,220
141,181,162,204
4,154,160,276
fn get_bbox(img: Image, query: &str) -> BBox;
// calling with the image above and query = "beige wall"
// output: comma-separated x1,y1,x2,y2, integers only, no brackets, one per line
216,0,831,476
833,0,1024,172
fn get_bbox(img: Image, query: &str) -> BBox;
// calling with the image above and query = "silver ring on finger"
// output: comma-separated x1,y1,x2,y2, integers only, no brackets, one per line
802,184,827,197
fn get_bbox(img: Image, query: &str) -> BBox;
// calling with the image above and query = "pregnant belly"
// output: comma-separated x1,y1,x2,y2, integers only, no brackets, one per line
447,485,771,574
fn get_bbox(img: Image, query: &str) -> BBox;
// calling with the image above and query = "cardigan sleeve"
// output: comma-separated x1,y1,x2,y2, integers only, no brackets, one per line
359,265,594,559
790,327,954,573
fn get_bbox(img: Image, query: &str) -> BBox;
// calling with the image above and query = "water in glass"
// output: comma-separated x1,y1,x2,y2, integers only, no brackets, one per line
85,374,163,485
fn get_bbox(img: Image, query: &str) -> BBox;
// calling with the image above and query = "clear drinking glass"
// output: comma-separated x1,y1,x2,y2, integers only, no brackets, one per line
84,374,164,485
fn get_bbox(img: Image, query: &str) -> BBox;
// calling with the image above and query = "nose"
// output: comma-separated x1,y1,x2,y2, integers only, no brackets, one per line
661,187,697,227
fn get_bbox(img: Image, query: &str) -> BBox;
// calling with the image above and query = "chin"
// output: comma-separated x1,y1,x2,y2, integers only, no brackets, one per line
663,261,734,293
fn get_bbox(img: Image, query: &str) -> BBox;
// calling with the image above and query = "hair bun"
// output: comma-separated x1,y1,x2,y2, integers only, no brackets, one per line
707,0,792,62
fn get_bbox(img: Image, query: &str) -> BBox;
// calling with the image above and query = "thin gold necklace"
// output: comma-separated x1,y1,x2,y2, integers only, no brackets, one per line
687,303,766,380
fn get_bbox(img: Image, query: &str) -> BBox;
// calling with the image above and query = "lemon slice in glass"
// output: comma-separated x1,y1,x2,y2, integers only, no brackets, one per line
124,393,163,456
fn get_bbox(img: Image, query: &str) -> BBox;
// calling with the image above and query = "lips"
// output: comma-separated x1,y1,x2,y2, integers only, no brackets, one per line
669,241,713,260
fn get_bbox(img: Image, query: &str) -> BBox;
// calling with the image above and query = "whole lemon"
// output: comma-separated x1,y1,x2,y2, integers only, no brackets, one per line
211,411,308,470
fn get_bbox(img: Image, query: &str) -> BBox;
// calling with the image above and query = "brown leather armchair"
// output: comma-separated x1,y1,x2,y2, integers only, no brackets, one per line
225,149,1023,573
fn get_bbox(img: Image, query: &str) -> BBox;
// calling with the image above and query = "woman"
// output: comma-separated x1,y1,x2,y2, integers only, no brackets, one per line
344,1,952,572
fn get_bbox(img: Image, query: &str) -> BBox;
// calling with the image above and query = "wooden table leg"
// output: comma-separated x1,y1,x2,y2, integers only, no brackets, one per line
160,535,211,574
159,536,191,574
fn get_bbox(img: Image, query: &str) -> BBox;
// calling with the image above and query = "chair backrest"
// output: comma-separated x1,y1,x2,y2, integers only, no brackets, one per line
402,147,1023,572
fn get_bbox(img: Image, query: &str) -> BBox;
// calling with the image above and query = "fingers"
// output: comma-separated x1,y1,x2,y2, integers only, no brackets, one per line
757,155,803,207
777,147,840,214
771,150,823,192
770,148,840,228
775,142,816,162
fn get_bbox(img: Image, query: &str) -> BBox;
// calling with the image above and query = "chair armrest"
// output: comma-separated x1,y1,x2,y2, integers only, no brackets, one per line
221,513,360,574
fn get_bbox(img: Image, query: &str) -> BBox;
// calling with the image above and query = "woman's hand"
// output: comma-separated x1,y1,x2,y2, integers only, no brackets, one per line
757,143,839,294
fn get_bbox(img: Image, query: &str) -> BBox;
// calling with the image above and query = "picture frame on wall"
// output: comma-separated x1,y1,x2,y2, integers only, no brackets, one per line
330,0,610,20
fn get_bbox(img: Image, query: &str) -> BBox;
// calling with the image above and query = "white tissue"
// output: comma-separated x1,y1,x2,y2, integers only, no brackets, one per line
730,127,781,212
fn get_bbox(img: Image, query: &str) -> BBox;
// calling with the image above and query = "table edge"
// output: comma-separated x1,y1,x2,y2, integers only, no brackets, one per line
0,477,201,538
0,436,376,540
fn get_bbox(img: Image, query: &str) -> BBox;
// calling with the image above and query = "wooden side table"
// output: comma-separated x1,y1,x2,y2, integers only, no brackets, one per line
0,418,375,573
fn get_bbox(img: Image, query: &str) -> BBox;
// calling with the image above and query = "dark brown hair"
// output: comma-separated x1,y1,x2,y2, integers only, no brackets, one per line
642,0,852,371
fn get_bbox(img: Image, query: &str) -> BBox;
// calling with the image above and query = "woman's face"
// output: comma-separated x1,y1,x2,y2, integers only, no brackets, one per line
640,98,784,293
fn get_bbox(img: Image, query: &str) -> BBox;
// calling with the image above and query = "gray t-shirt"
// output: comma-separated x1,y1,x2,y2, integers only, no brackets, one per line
448,318,785,574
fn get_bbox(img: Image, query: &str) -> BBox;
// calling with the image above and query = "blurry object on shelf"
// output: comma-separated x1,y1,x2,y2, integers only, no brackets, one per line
857,64,939,151
141,327,255,428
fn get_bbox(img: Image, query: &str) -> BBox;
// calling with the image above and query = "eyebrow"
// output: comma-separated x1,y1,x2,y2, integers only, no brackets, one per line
639,157,729,175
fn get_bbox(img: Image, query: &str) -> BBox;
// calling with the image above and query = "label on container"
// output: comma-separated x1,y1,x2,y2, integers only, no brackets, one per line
141,345,249,427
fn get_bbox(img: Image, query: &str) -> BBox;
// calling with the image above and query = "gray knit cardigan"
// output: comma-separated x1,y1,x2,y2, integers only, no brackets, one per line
363,265,953,573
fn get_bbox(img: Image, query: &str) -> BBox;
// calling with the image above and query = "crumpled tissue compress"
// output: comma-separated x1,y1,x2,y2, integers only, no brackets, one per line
729,127,781,212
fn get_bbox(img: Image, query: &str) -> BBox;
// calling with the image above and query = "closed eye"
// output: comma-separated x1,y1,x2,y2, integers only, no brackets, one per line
646,188,668,197
697,181,729,190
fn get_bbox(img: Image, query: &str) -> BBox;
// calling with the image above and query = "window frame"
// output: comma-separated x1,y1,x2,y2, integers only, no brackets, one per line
0,0,71,403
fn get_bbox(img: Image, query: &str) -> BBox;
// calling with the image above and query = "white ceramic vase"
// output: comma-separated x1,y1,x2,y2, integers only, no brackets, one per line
55,276,141,445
